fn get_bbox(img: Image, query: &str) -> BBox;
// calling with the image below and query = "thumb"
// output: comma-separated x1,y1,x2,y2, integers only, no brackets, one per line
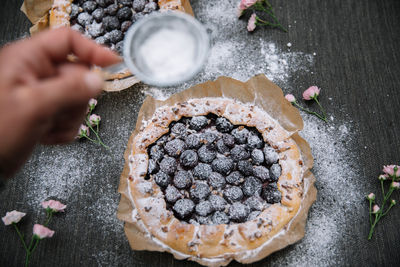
33,64,103,111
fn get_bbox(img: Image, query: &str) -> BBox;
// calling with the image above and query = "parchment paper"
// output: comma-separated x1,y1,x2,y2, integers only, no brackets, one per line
20,0,194,92
117,74,317,266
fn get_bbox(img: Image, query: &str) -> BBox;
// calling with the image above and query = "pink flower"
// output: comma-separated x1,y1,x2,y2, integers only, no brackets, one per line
89,114,101,126
2,210,26,225
378,174,388,181
382,165,400,177
372,205,380,214
41,200,66,212
239,0,258,11
303,86,320,100
285,94,296,103
391,199,397,205
247,13,257,32
390,181,400,189
77,124,89,138
33,224,54,239
88,98,97,110
366,193,375,201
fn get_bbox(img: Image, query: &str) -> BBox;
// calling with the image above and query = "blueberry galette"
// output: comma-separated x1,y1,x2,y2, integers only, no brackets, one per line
119,94,313,266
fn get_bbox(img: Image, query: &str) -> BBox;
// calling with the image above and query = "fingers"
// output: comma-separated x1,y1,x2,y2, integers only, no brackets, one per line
31,28,121,67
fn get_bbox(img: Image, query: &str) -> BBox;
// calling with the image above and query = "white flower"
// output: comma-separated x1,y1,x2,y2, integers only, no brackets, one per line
89,114,101,126
77,124,89,138
88,98,97,111
2,210,26,225
366,193,375,201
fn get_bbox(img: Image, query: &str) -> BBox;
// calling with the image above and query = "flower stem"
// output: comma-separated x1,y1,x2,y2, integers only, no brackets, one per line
13,223,28,251
25,236,35,267
85,119,110,151
368,200,372,225
45,210,53,226
313,97,327,120
293,102,327,122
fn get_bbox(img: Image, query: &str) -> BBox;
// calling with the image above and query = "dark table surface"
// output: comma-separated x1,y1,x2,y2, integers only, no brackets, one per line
1,0,400,266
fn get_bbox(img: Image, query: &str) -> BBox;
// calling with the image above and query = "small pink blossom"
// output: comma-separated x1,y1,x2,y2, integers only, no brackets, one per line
382,165,400,177
372,205,380,214
77,125,89,138
2,210,26,225
390,181,400,189
247,13,257,32
303,86,320,100
391,199,397,205
285,94,296,103
41,200,66,212
89,114,101,126
367,193,375,201
88,98,97,110
378,174,388,181
33,224,54,239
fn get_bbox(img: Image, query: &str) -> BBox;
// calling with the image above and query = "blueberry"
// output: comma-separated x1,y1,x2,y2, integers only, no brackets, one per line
104,4,118,15
156,135,168,146
174,170,193,189
148,159,159,175
185,134,201,149
77,12,93,26
237,160,253,176
200,132,217,144
216,139,229,154
189,116,208,131
248,211,261,220
261,183,282,204
208,172,226,189
212,211,230,224
83,1,97,13
228,203,250,222
223,186,243,203
211,157,234,175
117,7,133,21
251,149,264,165
92,8,105,22
190,182,211,202
215,117,234,133
115,41,124,54
244,196,265,211
121,20,132,32
226,171,244,185
242,176,262,197
171,122,187,137
198,145,216,163
106,29,123,44
180,150,198,168
196,215,212,225
195,200,213,216
231,127,249,144
231,145,250,161
103,16,120,31
263,146,279,165
118,0,133,6
96,0,114,7
208,195,227,211
173,199,195,219
193,163,212,180
154,171,170,188
247,133,263,149
222,134,235,148
71,24,84,34
70,4,80,19
164,139,186,157
95,36,107,45
132,0,146,12
143,1,158,13
149,145,164,162
269,163,281,181
165,185,182,203
87,21,104,38
253,166,270,182
159,156,176,175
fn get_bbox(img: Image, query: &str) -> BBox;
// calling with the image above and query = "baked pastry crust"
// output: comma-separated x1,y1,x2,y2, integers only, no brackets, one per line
48,0,194,89
124,97,306,264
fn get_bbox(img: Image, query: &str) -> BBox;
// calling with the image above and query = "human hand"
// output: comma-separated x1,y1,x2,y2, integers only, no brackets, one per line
0,27,121,178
